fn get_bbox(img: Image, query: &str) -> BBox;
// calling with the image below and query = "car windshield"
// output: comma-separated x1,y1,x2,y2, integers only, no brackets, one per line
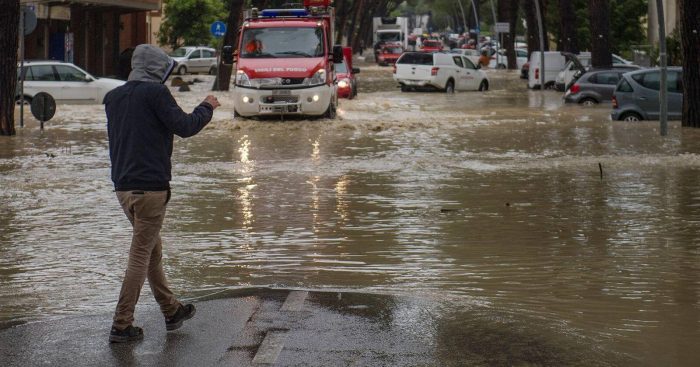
169,48,191,57
241,27,324,58
397,53,433,65
384,47,403,54
335,61,347,73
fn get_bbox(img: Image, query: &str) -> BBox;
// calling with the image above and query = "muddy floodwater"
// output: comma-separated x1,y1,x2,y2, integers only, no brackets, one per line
1,62,699,365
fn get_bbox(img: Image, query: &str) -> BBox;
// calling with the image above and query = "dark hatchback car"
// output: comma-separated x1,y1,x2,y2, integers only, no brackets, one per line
564,66,641,105
611,67,683,121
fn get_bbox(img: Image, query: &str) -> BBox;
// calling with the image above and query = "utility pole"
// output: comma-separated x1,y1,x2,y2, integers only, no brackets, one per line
456,0,468,38
655,0,668,136
534,0,545,91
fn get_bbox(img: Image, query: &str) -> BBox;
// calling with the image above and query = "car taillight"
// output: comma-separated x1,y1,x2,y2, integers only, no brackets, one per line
612,96,618,109
534,68,539,80
570,84,580,94
431,67,439,76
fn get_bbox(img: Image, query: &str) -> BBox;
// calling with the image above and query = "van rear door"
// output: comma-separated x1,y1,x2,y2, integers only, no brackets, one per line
395,53,434,82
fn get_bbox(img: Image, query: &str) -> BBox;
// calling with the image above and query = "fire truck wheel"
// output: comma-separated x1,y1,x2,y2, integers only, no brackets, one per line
324,103,337,119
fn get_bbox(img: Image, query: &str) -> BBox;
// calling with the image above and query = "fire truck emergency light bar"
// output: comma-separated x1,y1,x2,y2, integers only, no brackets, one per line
260,9,309,17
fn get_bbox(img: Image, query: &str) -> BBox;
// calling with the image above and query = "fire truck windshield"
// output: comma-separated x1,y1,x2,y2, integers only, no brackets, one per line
241,27,325,58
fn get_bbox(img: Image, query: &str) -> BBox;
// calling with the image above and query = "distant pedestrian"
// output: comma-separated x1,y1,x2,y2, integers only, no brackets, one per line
104,44,220,343
479,50,490,68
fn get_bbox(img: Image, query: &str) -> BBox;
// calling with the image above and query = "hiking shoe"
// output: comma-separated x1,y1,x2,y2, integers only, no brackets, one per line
109,325,144,343
165,304,196,331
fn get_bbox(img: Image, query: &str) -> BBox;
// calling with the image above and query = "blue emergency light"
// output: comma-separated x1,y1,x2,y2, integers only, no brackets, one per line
260,9,308,17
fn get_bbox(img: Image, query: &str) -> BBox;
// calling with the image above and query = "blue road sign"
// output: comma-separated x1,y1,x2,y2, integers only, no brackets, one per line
211,21,227,38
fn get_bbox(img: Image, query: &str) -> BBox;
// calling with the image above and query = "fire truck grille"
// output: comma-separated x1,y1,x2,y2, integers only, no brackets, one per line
281,78,306,85
264,95,300,104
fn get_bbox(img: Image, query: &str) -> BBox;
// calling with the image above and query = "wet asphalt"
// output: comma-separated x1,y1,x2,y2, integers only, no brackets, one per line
0,287,625,366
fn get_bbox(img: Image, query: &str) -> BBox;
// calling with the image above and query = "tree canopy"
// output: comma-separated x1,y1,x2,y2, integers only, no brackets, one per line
158,0,226,49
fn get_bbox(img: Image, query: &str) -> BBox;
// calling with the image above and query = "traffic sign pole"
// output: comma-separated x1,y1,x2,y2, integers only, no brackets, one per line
210,21,227,91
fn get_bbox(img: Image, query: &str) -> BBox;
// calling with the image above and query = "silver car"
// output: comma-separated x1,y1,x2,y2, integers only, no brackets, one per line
169,46,218,75
564,66,641,105
611,67,683,121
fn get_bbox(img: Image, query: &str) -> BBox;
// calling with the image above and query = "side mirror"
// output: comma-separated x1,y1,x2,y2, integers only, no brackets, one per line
352,67,360,74
476,63,481,70
222,45,234,65
332,45,344,64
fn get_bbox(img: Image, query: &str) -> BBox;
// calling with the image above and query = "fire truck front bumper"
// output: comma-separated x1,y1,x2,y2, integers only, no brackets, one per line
233,85,333,117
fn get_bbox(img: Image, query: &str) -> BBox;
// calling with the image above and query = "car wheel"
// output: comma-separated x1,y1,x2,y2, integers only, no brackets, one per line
445,80,455,93
544,81,556,90
497,64,506,70
400,85,410,92
620,112,642,122
579,98,598,106
478,80,489,91
178,65,187,75
208,66,217,75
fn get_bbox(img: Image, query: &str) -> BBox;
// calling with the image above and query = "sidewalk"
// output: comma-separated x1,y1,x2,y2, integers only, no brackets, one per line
0,288,618,366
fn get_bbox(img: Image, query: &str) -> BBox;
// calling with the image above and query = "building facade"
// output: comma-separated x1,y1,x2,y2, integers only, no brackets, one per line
648,0,681,44
20,0,162,78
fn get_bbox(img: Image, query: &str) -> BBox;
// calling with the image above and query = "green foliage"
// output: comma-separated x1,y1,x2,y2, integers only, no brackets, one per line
609,0,647,54
158,0,227,49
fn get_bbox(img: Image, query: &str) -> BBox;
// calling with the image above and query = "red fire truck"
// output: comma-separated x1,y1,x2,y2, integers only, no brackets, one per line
233,0,343,118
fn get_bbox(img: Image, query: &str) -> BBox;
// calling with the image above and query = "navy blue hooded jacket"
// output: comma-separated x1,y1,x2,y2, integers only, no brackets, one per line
105,44,214,191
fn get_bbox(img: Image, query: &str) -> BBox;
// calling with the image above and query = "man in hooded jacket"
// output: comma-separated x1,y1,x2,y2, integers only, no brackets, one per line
105,44,220,343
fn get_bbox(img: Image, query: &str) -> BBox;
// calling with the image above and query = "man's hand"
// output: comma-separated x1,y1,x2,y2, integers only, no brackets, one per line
204,95,221,109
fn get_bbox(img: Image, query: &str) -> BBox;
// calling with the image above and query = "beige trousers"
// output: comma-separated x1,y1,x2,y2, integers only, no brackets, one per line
113,190,180,330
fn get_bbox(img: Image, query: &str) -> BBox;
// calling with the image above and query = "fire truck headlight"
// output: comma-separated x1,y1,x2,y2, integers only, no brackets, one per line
235,70,252,87
242,96,250,103
312,95,320,102
307,69,326,86
338,79,349,89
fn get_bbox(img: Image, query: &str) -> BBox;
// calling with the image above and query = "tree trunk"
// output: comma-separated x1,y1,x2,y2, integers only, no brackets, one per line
558,0,579,53
347,0,363,48
680,0,700,127
499,0,519,69
588,0,612,68
523,0,549,59
334,0,350,44
213,0,245,92
1,0,19,136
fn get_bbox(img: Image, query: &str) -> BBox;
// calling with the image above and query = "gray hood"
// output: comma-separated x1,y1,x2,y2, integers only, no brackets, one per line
128,44,176,83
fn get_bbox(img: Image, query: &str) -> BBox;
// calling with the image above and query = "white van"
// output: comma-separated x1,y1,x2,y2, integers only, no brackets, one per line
528,51,567,89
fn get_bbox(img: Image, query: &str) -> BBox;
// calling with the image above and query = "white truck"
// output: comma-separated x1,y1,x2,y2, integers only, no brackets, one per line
373,17,409,51
393,52,489,93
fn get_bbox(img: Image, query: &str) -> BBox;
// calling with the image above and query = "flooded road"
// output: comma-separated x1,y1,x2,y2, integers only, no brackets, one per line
1,62,699,365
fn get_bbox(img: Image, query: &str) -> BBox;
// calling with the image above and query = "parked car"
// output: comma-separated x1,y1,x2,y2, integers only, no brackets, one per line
489,48,528,70
15,60,124,105
611,67,684,121
336,48,360,99
528,51,567,89
376,44,403,66
556,52,635,91
564,66,641,105
393,52,489,93
169,46,218,75
421,40,444,52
